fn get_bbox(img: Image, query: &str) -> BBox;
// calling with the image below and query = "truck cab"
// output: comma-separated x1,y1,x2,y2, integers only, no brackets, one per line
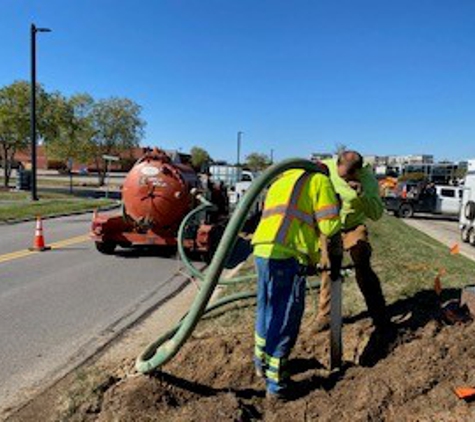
460,159,475,245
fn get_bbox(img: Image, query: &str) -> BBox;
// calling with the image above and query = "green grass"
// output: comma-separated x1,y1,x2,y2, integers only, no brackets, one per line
0,190,73,201
0,196,116,222
207,215,475,325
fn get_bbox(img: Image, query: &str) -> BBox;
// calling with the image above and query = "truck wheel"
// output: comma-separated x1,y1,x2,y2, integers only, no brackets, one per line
399,204,414,218
461,226,470,243
469,228,475,247
95,241,117,255
465,201,475,221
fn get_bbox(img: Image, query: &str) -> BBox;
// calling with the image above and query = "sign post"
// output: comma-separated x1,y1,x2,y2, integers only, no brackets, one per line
102,155,119,199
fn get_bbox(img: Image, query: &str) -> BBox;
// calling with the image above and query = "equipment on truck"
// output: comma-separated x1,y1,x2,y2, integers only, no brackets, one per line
91,148,226,257
384,181,462,218
460,159,475,245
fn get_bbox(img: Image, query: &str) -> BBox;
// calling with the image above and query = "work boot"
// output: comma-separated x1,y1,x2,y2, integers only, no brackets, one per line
313,315,331,333
359,323,398,367
265,382,297,403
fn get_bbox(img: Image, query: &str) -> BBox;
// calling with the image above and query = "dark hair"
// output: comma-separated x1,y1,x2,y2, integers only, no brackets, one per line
337,150,363,174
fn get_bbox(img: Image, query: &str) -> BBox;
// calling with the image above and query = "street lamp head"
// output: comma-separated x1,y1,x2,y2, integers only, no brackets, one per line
37,28,52,33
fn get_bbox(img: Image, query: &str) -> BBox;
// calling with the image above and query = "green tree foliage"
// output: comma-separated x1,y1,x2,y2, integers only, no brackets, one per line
90,97,145,185
190,146,211,171
0,81,49,187
245,152,271,172
398,172,427,182
45,93,96,166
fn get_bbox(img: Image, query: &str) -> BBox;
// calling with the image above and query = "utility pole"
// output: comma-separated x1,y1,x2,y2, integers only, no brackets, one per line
30,24,51,201
237,131,243,166
270,148,274,164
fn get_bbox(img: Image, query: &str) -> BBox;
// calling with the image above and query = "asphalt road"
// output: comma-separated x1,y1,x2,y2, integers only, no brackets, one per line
0,213,188,412
403,215,475,262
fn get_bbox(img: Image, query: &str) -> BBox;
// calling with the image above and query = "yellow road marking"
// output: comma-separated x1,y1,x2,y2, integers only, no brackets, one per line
0,234,90,265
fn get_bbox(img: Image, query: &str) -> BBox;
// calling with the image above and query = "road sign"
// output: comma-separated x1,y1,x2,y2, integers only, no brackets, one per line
102,154,120,162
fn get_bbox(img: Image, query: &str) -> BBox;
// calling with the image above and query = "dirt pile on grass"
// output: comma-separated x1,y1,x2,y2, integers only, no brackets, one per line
80,293,475,422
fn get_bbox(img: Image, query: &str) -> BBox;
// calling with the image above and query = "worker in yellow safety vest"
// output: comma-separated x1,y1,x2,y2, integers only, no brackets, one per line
251,164,342,400
315,150,396,367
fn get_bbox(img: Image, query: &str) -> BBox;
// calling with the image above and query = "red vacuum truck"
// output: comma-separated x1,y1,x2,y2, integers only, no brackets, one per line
91,148,227,257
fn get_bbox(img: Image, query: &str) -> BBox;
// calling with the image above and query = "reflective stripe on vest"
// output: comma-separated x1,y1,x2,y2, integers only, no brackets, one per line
314,204,340,222
261,173,313,245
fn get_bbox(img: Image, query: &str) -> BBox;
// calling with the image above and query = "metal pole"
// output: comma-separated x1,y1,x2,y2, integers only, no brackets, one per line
330,276,343,370
30,24,38,201
237,131,243,166
270,148,274,164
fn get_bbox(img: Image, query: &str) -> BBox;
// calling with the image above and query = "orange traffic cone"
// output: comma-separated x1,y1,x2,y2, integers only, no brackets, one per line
29,216,51,251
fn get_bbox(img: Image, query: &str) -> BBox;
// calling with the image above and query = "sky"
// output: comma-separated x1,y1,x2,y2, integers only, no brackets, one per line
1,0,475,163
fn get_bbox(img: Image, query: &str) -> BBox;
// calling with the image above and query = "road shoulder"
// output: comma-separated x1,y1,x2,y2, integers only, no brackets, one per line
4,281,197,421
403,217,475,262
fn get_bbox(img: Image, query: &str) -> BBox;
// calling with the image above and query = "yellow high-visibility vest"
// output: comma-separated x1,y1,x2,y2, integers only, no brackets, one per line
252,169,341,265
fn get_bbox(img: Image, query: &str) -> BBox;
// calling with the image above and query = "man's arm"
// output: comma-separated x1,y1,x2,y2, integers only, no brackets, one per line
351,167,384,221
314,175,342,279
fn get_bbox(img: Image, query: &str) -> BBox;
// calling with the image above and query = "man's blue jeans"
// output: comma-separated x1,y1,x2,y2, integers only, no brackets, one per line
254,256,306,394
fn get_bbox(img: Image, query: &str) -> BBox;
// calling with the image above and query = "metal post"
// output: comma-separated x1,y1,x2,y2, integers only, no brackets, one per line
30,24,51,201
270,149,274,164
330,276,343,370
237,131,243,166
30,24,37,201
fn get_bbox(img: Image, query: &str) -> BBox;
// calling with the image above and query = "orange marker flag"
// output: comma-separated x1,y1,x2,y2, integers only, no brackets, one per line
455,387,475,400
450,243,460,255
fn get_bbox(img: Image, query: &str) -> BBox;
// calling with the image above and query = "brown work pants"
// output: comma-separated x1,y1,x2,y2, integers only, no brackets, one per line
318,225,389,328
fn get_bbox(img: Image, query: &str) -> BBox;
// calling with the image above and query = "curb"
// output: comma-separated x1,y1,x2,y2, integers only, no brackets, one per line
0,202,121,226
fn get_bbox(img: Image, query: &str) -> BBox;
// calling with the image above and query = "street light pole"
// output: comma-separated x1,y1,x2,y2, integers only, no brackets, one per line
237,131,243,166
30,24,51,201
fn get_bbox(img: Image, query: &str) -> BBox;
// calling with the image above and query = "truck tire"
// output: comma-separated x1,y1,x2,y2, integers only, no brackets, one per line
399,203,414,218
465,201,475,221
461,226,471,243
469,228,475,247
95,241,117,255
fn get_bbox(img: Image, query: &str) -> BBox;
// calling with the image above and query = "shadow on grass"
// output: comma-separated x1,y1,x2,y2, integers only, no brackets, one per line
344,287,461,331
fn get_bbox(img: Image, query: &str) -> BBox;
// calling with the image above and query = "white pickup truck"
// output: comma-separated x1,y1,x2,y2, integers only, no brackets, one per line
460,159,475,245
384,182,462,218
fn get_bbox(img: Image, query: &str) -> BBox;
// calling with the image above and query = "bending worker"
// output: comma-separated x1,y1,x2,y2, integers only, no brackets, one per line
251,165,342,400
315,150,394,366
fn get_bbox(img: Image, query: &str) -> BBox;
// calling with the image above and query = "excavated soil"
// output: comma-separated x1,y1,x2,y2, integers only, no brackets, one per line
66,289,475,422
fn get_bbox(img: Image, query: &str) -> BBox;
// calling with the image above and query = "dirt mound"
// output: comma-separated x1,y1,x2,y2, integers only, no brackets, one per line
89,298,475,422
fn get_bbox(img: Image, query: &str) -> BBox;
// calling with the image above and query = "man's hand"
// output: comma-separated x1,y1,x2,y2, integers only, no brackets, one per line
348,180,362,194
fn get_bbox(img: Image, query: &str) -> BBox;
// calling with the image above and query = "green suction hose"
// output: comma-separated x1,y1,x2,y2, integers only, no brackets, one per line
136,158,326,374
176,193,256,285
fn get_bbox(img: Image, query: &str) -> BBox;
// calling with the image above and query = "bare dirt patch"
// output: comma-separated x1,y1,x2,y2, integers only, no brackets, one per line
23,288,474,422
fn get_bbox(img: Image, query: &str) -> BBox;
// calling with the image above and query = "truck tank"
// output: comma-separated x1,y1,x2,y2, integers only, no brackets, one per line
91,148,224,256
121,149,197,236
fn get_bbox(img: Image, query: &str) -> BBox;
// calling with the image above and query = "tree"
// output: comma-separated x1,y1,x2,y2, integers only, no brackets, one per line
0,81,50,187
90,97,145,185
245,152,271,172
44,93,96,167
190,146,211,172
398,172,427,182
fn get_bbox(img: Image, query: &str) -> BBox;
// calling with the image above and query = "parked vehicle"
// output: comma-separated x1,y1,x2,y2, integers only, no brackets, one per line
460,159,475,245
384,181,462,218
